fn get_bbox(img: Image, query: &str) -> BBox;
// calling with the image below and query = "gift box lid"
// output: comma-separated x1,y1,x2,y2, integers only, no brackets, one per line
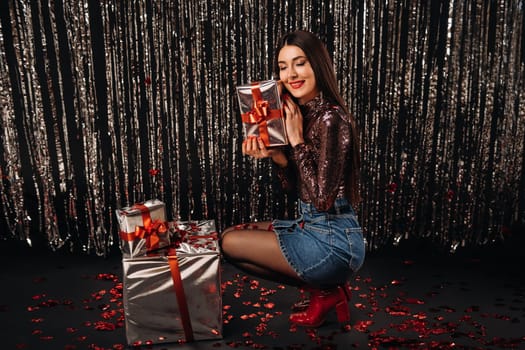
236,79,282,113
169,220,220,254
116,199,165,217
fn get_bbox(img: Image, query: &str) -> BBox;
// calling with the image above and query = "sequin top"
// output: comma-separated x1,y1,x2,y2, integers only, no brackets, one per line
278,95,354,212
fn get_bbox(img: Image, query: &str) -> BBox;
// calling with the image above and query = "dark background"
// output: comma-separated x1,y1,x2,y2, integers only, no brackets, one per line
0,0,524,256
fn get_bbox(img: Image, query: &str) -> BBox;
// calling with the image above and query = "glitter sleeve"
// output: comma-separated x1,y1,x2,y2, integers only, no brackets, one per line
275,148,297,193
292,108,352,211
276,164,296,193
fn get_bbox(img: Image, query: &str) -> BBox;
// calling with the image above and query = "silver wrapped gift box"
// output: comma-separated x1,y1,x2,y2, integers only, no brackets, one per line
236,79,288,147
122,220,222,345
115,199,170,258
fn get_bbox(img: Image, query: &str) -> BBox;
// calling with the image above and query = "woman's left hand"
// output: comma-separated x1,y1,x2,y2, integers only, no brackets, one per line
282,95,305,147
242,136,271,159
242,136,289,167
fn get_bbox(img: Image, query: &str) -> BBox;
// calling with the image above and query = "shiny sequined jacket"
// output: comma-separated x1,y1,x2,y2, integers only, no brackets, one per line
278,95,355,212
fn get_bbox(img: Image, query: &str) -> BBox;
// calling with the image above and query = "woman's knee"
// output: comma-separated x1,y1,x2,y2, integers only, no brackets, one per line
219,229,239,258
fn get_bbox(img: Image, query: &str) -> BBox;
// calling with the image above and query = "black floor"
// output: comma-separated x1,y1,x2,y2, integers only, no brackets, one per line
1,240,524,350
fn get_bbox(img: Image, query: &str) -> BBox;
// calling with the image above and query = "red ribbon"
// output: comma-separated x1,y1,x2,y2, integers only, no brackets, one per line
119,203,168,252
241,82,283,146
167,248,194,342
185,232,218,242
165,223,217,341
172,225,218,250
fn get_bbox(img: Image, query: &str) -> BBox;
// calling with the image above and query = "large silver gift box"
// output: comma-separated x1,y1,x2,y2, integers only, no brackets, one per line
115,199,170,258
122,220,222,345
236,79,288,147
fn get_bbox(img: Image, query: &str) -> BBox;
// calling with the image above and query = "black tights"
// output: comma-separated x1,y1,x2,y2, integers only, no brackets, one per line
220,221,305,288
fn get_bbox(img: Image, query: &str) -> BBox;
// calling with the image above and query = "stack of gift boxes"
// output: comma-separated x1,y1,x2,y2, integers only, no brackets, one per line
113,80,285,346
116,199,222,346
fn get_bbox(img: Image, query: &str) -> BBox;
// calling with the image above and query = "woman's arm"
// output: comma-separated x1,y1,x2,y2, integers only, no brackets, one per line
243,136,296,192
293,110,351,211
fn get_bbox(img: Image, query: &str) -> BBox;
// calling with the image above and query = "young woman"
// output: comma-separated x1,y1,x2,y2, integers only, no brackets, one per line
221,30,365,327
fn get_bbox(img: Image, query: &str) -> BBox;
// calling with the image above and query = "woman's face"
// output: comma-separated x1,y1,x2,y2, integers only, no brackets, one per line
277,44,319,104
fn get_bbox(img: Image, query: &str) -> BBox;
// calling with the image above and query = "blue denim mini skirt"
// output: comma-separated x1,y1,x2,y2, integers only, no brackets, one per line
272,197,365,288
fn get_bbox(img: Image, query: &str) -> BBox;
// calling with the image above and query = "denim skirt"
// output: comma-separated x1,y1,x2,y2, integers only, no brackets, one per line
272,197,365,288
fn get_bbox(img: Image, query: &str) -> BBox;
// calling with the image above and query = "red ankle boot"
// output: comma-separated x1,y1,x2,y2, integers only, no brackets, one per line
291,283,352,312
291,288,310,311
289,285,350,327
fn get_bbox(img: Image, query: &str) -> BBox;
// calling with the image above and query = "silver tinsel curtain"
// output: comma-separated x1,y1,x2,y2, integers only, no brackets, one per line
0,0,523,256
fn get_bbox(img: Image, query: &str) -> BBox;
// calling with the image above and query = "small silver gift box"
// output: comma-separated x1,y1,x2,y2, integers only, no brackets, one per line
122,220,222,345
236,79,288,147
115,199,170,258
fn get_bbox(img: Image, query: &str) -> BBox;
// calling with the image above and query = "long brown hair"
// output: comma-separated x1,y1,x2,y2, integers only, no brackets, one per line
274,30,362,205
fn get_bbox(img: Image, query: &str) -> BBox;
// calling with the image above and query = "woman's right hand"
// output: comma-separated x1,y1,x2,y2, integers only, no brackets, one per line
282,95,305,147
242,136,288,167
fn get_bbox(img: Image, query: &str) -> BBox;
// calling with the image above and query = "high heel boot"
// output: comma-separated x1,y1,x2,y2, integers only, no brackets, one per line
289,285,351,327
291,283,352,312
291,287,310,312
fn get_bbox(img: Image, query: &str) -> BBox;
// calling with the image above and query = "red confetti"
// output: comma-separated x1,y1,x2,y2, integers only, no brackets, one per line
41,299,59,307
260,287,277,296
263,302,275,309
98,303,111,311
405,297,425,305
386,305,411,316
250,280,260,289
354,303,366,309
93,321,116,331
101,310,117,319
354,320,374,332
413,312,427,320
387,182,397,193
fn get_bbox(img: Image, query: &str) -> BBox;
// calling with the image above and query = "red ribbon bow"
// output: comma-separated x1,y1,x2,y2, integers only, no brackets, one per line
119,203,168,252
133,219,167,251
244,99,270,124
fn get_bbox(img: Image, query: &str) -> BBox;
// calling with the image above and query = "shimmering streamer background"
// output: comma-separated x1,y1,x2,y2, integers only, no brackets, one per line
0,1,523,256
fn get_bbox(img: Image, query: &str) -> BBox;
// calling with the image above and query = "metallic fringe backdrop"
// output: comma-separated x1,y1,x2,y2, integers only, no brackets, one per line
0,0,524,256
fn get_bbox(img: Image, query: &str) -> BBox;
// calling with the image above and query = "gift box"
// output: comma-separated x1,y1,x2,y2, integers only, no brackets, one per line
122,220,222,345
115,199,170,258
236,79,288,147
